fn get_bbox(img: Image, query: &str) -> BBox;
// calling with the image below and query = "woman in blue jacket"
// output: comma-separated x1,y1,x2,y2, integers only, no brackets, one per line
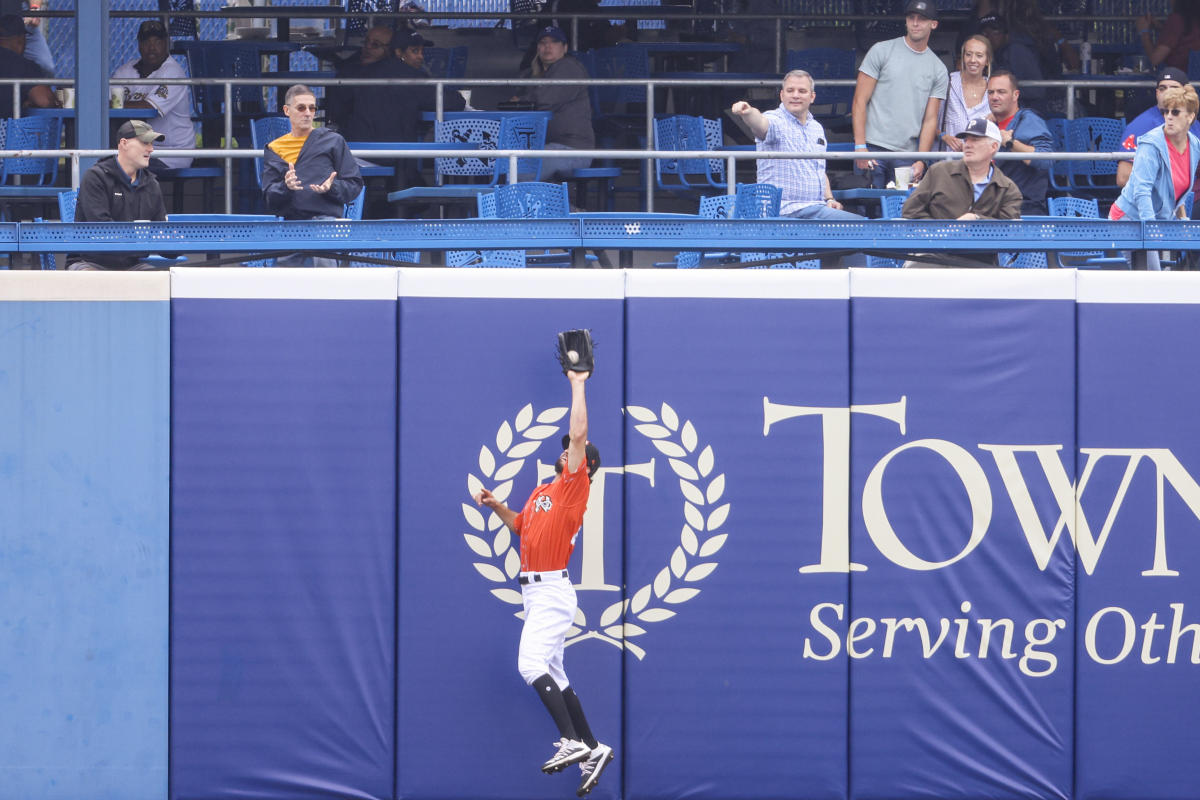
1110,84,1200,269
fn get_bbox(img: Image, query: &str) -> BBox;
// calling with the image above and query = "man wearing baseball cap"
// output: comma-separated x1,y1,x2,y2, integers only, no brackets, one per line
1117,67,1200,188
852,0,948,188
110,19,195,170
902,118,1022,221
900,117,1022,267
66,120,168,271
0,13,54,118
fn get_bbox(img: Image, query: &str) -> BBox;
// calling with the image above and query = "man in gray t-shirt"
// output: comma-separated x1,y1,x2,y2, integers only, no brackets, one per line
851,0,949,189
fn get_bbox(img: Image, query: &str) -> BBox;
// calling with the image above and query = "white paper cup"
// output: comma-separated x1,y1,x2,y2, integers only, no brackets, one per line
459,89,473,109
56,87,74,108
894,166,913,190
110,88,123,109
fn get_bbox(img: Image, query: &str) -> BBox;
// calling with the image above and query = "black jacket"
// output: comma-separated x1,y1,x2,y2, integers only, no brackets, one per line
67,155,166,270
262,126,364,220
327,56,464,144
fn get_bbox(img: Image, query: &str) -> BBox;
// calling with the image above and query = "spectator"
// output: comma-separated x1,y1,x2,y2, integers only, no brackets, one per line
66,121,167,272
730,71,862,220
1137,0,1200,73
0,13,53,117
979,13,1064,116
903,118,1021,221
327,27,465,143
901,118,1022,267
1118,67,1200,188
960,0,1079,77
21,1,53,76
517,0,609,72
325,24,396,133
986,70,1052,215
111,20,194,171
514,25,593,181
1108,85,1200,269
940,35,992,151
852,0,948,188
262,85,364,223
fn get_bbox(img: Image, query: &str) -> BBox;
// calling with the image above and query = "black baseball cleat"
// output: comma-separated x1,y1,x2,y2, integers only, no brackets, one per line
576,743,614,796
542,738,591,774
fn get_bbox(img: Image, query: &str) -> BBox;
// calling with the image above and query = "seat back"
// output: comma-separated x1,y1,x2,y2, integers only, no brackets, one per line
1048,195,1101,218
593,45,650,106
343,187,366,220
1,116,61,185
250,116,291,187
435,117,503,179
1067,117,1123,179
495,114,548,182
785,48,855,115
494,182,570,218
424,46,469,79
697,194,736,220
653,115,726,191
187,43,265,118
1047,116,1073,190
734,183,782,218
58,188,77,221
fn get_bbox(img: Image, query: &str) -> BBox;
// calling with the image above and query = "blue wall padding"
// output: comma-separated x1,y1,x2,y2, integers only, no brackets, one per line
622,296,851,800
395,295,625,800
0,299,169,800
1075,294,1200,800
13,269,1200,800
170,298,396,800
848,295,1076,800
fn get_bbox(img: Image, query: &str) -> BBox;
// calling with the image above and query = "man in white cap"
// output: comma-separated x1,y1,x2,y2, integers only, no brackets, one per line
902,117,1022,221
67,120,168,271
900,117,1022,267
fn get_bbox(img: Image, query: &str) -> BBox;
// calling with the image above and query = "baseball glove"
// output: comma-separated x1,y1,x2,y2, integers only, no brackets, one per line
556,329,595,375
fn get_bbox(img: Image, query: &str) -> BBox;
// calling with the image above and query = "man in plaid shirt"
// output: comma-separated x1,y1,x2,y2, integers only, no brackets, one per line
732,70,863,220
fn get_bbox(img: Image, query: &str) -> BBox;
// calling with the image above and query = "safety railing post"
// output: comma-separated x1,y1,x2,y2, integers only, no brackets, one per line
224,81,233,214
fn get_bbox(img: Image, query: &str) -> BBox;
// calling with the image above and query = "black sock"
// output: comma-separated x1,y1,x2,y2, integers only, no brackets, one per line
562,686,598,749
532,674,578,740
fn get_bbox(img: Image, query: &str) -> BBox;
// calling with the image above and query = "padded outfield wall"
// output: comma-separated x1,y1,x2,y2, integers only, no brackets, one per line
1,268,1198,800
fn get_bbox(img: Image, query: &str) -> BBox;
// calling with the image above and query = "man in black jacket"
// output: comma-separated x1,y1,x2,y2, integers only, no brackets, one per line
67,120,167,271
262,84,364,221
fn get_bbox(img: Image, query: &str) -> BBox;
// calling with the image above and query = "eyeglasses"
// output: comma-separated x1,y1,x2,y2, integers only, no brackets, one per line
364,39,390,48
290,104,317,112
1165,107,1188,117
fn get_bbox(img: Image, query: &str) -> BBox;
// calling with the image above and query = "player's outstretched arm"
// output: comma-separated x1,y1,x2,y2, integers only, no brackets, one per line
474,488,519,532
565,370,588,474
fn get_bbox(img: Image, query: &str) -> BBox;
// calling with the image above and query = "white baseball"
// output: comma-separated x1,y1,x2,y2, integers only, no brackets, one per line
567,350,579,364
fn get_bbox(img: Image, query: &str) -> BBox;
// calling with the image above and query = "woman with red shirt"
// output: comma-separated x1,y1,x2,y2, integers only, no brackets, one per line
1109,85,1200,269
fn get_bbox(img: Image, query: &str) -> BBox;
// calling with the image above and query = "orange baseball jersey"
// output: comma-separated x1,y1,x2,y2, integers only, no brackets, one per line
513,458,591,572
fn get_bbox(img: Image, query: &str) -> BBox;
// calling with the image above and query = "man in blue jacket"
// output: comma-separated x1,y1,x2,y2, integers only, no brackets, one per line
987,70,1053,215
262,85,364,265
262,84,364,222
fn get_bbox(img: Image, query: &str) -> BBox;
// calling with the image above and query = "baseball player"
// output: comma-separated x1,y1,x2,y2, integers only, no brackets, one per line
474,366,615,797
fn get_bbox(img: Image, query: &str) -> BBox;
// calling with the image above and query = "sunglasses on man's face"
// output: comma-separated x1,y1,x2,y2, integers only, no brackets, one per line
290,104,318,112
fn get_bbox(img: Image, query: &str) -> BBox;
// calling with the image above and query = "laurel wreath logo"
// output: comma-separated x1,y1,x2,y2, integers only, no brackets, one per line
463,402,729,660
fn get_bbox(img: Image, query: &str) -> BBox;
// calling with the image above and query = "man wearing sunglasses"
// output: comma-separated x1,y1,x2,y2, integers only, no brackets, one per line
262,84,363,224
1117,66,1200,189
